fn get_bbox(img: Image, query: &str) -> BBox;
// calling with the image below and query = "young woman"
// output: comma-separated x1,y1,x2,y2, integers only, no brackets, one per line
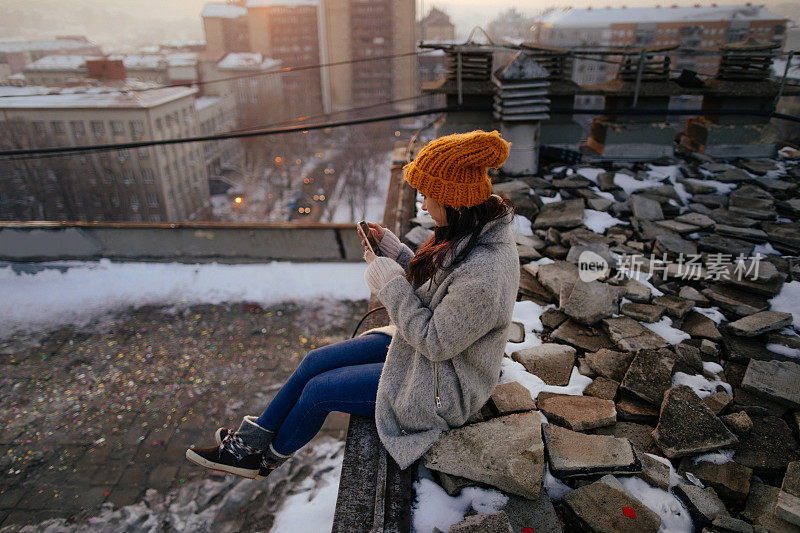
186,129,520,479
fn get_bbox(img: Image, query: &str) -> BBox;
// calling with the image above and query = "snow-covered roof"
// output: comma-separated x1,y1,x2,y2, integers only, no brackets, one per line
0,83,196,109
108,54,166,70
196,96,222,110
245,0,318,7
217,53,281,70
161,40,206,49
166,53,199,67
202,3,247,18
23,55,100,71
539,5,784,28
0,39,98,54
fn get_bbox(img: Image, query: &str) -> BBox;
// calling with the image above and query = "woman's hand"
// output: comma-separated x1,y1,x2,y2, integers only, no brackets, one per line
360,222,385,249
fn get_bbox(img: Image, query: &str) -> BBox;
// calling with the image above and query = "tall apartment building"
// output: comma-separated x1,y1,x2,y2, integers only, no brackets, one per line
0,38,102,82
535,5,787,84
418,7,455,42
0,84,211,222
202,3,250,56
197,92,244,179
200,0,416,117
322,0,416,115
246,0,324,117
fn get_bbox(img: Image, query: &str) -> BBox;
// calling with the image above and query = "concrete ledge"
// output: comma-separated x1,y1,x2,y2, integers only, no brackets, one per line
0,222,366,262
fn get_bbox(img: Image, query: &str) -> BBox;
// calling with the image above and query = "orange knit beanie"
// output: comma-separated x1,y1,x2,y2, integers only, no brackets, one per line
403,130,511,209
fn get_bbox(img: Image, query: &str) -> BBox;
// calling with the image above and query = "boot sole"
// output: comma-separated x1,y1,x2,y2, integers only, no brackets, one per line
215,428,269,481
185,449,259,479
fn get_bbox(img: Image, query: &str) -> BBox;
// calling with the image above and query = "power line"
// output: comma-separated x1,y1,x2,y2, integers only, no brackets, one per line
0,50,435,99
0,105,476,160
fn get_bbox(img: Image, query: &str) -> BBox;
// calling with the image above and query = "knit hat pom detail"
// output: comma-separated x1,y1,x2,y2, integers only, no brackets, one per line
403,129,511,209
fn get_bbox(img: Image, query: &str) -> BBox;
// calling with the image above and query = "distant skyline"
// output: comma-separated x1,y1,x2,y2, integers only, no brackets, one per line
0,0,797,50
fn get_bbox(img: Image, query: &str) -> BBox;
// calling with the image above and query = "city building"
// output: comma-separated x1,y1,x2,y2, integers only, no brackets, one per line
535,5,788,84
22,53,201,87
0,37,102,82
0,82,211,222
245,0,325,117
201,2,250,56
418,7,455,42
321,0,416,116
197,92,244,181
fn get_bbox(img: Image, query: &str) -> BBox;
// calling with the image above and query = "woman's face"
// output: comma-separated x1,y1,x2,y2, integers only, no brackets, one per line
421,195,447,226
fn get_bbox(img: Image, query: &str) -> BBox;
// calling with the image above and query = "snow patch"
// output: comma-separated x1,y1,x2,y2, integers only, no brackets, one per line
770,280,800,328
692,449,735,465
641,317,690,344
616,476,693,533
767,343,800,358
583,209,627,233
499,362,592,401
672,371,732,398
411,477,508,533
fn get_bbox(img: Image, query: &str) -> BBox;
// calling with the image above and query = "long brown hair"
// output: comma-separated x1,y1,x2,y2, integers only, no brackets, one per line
408,193,516,287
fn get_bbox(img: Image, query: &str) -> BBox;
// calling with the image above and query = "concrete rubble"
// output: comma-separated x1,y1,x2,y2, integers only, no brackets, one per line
415,150,800,533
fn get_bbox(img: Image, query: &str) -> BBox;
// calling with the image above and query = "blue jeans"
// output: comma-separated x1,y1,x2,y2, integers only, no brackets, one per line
255,332,391,455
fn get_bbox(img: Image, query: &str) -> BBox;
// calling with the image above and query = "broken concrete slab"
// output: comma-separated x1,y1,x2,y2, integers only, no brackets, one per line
742,483,800,533
620,349,675,406
603,317,670,352
533,199,585,230
536,260,580,296
673,484,729,528
652,386,738,458
621,302,665,323
709,515,755,533
541,308,568,330
741,360,800,409
638,453,671,490
698,234,755,257
537,394,617,431
583,376,620,401
617,394,660,423
507,322,525,343
655,219,700,234
681,311,723,341
511,344,576,387
501,492,564,533
631,195,665,221
423,411,545,500
543,424,641,479
551,319,616,353
448,511,514,533
715,224,769,242
678,457,752,502
702,284,770,316
652,294,694,319
655,232,698,258
562,475,661,533
734,415,800,475
703,391,734,415
777,462,800,527
585,348,635,382
675,211,715,229
726,311,793,338
490,381,536,415
561,281,619,325
679,286,710,306
720,411,753,435
593,421,659,455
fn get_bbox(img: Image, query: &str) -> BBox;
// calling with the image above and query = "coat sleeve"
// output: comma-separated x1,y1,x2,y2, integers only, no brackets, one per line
376,267,500,363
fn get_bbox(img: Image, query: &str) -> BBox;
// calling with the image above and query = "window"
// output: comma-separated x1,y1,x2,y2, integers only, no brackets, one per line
51,121,66,135
32,122,46,136
122,169,134,185
71,121,85,138
103,171,113,185
155,118,162,130
111,120,124,135
130,120,144,139
138,148,149,159
146,193,159,207
142,168,154,183
111,194,120,207
91,121,105,138
148,214,162,222
129,194,140,211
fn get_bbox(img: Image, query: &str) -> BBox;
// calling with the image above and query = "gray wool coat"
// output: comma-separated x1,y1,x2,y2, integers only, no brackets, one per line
360,208,520,470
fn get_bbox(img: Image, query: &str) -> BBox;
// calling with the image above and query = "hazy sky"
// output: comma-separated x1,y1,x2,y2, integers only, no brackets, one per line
0,0,795,49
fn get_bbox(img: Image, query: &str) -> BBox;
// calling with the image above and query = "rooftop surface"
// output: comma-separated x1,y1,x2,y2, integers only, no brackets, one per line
0,83,197,110
539,5,784,27
0,298,366,529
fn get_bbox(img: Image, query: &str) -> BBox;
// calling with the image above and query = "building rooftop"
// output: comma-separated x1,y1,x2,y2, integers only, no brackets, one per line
245,0,319,7
22,55,100,71
539,4,784,28
200,2,247,19
0,83,197,109
217,52,281,71
0,38,98,54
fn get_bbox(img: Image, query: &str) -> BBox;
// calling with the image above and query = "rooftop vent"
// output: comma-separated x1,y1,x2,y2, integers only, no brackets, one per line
445,49,493,83
717,38,779,80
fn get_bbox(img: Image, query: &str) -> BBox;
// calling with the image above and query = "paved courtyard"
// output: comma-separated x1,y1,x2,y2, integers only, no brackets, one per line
0,298,367,530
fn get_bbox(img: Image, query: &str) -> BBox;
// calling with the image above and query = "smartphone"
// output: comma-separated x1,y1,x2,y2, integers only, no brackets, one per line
358,220,382,256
